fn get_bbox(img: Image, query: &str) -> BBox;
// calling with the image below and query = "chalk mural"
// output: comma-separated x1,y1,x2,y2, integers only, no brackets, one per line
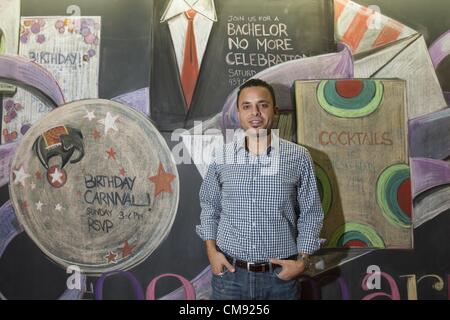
9,99,179,274
295,79,411,249
0,0,450,300
151,0,336,131
1,16,101,144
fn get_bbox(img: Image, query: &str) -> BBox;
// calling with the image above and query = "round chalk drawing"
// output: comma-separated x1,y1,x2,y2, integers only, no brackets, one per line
327,222,385,248
376,163,412,229
9,99,179,275
317,79,384,118
314,163,332,217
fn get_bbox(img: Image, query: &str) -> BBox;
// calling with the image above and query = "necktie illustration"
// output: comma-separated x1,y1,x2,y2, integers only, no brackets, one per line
181,9,199,111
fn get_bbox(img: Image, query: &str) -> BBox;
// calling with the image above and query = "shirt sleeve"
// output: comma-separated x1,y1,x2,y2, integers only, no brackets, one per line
296,150,324,254
196,159,222,241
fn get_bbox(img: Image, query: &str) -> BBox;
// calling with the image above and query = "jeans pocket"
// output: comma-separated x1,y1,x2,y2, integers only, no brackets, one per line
273,267,289,282
213,267,230,278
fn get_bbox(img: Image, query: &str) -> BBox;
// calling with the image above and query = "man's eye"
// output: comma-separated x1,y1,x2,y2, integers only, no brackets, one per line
260,104,268,108
242,105,250,110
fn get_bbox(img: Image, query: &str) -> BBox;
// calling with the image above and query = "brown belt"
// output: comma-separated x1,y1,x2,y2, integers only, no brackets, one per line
220,250,297,273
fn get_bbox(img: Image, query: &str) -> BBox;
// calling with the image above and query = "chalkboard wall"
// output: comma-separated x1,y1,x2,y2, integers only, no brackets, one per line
0,0,450,300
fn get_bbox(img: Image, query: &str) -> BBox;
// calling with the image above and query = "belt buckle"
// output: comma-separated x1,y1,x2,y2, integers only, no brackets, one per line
247,261,255,271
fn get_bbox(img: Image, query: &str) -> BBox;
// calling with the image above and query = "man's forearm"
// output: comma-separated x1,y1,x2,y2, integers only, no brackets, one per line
205,239,217,256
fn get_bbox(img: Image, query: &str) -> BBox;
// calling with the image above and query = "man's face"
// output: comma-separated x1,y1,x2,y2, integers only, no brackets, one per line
237,86,278,137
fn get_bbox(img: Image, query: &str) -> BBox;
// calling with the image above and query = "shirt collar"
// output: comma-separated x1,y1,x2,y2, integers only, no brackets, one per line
161,0,217,22
235,130,278,157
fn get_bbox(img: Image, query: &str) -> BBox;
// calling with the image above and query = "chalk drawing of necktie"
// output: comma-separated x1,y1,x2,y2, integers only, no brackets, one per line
180,9,199,111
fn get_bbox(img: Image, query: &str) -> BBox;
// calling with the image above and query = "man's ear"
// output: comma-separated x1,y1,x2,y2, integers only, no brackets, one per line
274,105,279,114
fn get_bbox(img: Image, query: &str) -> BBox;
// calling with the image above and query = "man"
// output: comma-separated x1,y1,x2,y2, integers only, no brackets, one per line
196,78,324,300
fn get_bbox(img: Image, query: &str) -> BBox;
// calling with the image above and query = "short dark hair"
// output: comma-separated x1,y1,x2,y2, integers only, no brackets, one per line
236,78,277,108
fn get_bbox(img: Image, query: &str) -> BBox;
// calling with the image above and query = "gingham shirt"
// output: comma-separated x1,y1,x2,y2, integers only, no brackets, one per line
196,133,324,262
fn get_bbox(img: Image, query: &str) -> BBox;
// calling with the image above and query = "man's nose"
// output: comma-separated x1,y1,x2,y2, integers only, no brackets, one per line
251,105,261,116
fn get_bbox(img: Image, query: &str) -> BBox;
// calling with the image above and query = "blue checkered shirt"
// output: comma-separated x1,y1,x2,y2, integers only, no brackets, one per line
196,134,324,262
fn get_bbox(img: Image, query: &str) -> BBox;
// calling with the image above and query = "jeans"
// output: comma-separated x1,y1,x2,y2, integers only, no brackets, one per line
211,263,299,300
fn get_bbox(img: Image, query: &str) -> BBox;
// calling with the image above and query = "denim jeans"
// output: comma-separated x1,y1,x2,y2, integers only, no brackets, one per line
211,263,299,300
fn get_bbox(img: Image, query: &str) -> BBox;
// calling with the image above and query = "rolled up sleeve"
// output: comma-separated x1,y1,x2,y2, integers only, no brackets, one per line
296,151,324,254
196,160,222,241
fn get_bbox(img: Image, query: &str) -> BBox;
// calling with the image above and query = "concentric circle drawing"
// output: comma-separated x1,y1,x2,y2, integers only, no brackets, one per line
376,163,412,228
317,79,384,118
326,222,385,248
314,163,332,217
9,99,179,275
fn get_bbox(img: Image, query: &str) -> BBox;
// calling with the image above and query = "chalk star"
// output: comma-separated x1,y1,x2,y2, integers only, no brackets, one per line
13,166,30,187
55,203,63,212
107,147,117,160
121,241,136,258
92,129,101,140
47,166,67,188
30,182,36,190
50,167,64,184
36,201,43,211
119,168,126,176
83,110,96,121
148,163,176,197
98,112,119,135
105,251,118,263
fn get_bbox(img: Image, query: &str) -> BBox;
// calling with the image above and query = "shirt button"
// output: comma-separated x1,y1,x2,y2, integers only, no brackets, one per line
252,198,256,203
253,177,257,181
252,222,256,227
252,245,256,249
